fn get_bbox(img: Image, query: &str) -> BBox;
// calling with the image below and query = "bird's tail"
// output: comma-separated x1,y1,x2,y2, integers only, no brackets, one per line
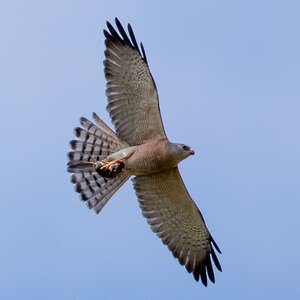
67,113,130,214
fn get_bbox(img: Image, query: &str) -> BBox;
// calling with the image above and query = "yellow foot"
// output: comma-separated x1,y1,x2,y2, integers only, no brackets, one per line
94,160,125,178
99,160,114,170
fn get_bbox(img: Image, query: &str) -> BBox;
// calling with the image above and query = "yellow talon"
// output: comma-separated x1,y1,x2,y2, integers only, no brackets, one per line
93,159,125,178
99,160,114,170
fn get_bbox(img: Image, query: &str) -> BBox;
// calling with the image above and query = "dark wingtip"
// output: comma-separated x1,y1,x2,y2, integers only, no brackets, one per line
211,236,222,254
206,256,215,283
114,17,120,25
127,23,141,56
211,247,222,272
115,18,132,46
103,29,111,40
140,42,148,64
106,20,121,42
193,272,200,282
106,20,114,33
104,18,147,64
200,267,208,286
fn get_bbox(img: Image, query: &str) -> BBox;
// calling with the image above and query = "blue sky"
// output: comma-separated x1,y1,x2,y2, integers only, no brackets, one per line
1,0,300,299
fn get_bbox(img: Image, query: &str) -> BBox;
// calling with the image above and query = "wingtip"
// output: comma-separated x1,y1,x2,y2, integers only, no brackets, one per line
103,28,108,36
211,236,222,254
193,272,200,282
115,17,121,28
127,23,141,56
104,18,147,65
140,42,148,64
206,255,215,283
211,247,222,272
200,268,208,287
106,20,112,29
106,20,116,36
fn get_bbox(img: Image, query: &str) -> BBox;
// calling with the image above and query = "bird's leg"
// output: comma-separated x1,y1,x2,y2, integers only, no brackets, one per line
99,160,114,170
93,146,135,178
94,159,125,178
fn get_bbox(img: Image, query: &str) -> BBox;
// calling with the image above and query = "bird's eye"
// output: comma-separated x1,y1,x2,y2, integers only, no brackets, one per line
182,145,189,151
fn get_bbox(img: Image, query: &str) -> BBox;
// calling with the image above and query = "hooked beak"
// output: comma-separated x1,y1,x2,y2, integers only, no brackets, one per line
189,149,195,155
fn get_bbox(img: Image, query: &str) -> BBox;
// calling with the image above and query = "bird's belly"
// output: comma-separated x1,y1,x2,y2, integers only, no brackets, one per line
125,151,176,176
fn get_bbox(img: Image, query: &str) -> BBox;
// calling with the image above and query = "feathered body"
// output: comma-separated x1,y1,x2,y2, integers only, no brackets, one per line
123,139,192,175
67,18,222,286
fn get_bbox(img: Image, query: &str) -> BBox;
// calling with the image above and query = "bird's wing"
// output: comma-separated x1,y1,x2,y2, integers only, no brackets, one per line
103,18,166,146
132,167,222,286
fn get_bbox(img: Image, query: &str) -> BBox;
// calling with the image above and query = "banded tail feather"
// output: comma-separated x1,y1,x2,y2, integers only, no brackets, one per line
70,171,129,213
67,113,130,213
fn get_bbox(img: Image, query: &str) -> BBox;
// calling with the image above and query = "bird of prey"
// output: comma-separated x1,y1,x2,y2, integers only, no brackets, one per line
67,18,222,286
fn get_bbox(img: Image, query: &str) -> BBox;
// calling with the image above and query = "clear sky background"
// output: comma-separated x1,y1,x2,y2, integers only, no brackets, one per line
1,1,300,299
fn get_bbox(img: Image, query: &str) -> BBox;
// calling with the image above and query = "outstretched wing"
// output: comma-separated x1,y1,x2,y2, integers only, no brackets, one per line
132,168,222,286
103,18,166,146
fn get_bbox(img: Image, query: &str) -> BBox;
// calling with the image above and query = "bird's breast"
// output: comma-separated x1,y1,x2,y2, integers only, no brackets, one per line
124,139,177,175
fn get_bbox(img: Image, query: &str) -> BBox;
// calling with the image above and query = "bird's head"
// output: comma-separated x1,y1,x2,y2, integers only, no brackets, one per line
165,141,195,163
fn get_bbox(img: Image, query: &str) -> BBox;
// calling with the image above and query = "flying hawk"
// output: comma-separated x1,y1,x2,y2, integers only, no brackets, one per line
67,18,222,286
